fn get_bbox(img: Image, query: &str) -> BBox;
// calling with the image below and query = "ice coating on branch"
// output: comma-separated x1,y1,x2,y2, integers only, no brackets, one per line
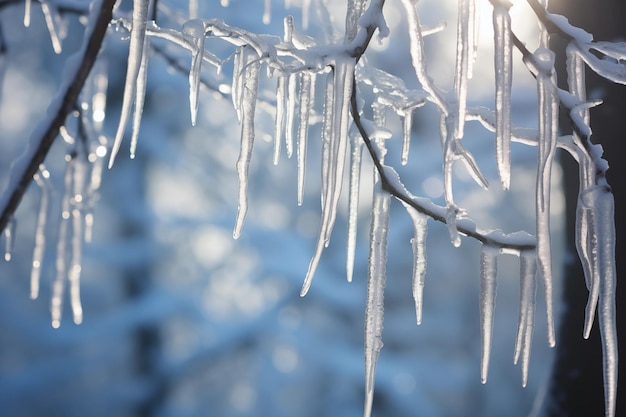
3,216,15,262
514,250,537,387
493,5,512,190
346,130,362,283
274,75,287,165
31,166,52,300
591,188,618,417
233,47,260,239
301,59,354,296
297,72,314,205
535,47,558,346
109,0,150,168
364,181,390,417
404,203,428,325
479,245,498,384
183,19,207,127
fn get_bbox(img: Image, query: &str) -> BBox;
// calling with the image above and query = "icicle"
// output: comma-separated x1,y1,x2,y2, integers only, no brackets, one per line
31,166,52,300
579,191,599,339
301,59,354,296
296,72,314,205
404,204,428,325
591,187,617,417
274,75,287,165
232,47,244,122
493,5,512,190
453,0,471,139
3,216,15,262
346,129,362,283
302,0,311,30
109,0,150,168
189,0,198,19
468,0,478,80
233,47,260,239
263,0,271,24
24,0,31,27
479,245,498,384
183,19,207,127
67,158,86,325
567,45,600,339
400,108,413,166
345,0,368,43
130,35,150,159
399,0,448,113
51,157,74,329
364,180,390,417
40,0,65,54
514,250,537,387
535,47,558,347
285,74,298,158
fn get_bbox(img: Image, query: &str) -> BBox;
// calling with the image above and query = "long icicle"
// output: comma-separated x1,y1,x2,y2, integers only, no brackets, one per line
233,47,260,239
296,72,314,205
364,180,390,417
346,129,362,283
51,155,75,328
109,0,150,168
301,59,354,296
592,187,618,417
493,4,512,190
479,244,498,384
31,166,52,300
69,154,87,325
514,249,537,387
535,48,558,347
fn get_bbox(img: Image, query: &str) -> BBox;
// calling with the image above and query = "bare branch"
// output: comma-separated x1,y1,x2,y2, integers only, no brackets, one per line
0,0,116,233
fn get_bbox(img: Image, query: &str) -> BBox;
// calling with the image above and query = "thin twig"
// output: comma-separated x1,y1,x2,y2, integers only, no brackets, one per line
0,0,116,233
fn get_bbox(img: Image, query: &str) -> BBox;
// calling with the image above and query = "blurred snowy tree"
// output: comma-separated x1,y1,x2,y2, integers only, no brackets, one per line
0,1,621,417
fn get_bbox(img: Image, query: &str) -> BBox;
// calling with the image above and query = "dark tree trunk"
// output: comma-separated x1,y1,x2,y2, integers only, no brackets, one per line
543,1,626,416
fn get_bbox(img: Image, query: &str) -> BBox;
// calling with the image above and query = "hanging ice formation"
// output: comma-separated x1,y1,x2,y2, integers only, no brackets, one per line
6,1,623,417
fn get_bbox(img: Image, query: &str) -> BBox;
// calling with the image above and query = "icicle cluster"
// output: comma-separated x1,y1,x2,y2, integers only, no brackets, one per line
6,1,624,417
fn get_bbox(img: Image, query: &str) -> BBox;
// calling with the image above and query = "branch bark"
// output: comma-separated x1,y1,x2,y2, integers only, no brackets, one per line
0,0,116,233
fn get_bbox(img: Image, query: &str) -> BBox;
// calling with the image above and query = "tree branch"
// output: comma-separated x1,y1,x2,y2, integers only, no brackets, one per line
0,0,116,233
350,78,536,252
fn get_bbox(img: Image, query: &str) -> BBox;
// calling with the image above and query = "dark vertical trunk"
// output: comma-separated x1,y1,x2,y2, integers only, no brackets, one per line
544,1,626,416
